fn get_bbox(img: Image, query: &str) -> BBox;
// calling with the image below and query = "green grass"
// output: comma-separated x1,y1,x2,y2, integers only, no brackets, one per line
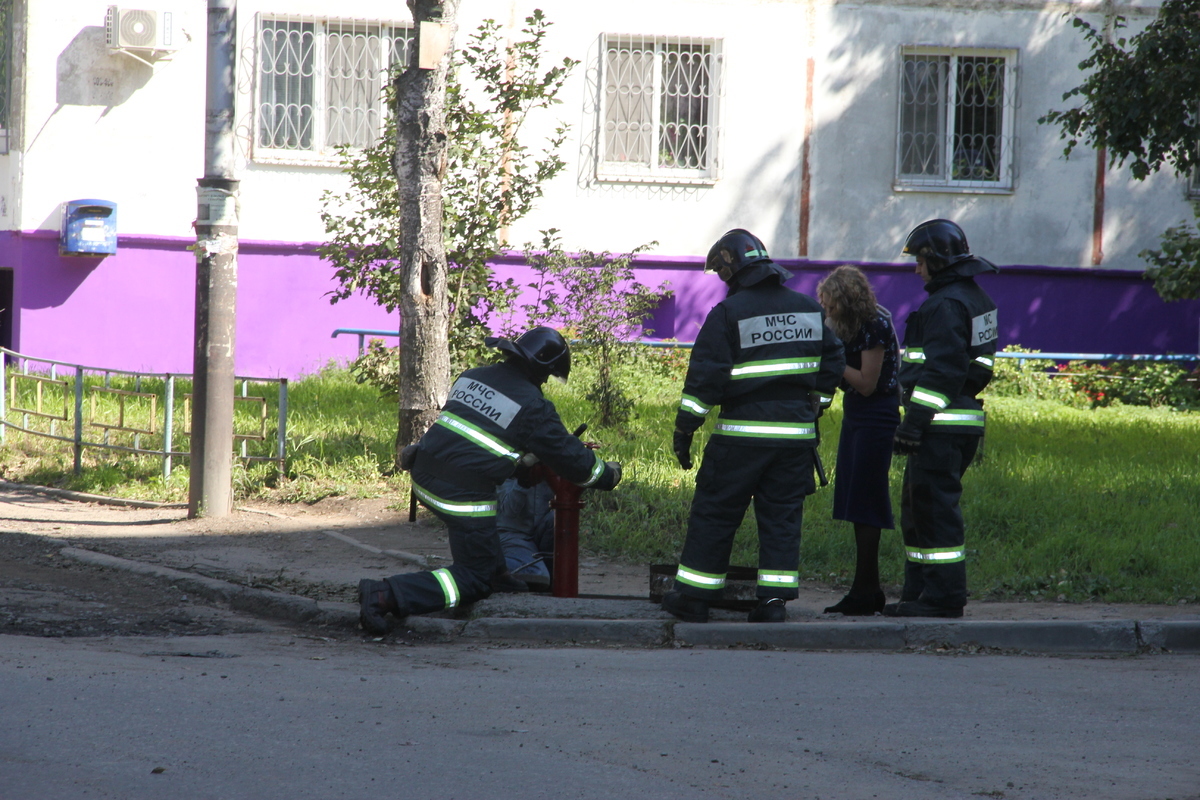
3,360,1198,604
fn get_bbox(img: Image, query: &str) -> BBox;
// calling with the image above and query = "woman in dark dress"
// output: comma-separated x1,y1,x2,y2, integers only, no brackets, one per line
816,265,901,615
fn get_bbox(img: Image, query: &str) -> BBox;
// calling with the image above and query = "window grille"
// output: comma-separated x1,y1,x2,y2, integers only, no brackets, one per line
896,47,1017,192
255,15,413,161
598,34,723,183
0,0,11,154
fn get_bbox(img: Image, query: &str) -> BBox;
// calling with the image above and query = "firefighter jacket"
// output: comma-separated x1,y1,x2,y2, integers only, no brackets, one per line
898,256,999,437
413,361,616,512
674,261,846,448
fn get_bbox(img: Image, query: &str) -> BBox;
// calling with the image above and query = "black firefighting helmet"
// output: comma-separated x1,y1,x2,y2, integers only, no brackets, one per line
902,219,972,271
486,326,571,383
705,229,771,283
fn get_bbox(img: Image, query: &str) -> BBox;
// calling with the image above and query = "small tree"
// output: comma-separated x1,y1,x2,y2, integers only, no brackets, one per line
1039,0,1200,300
1140,212,1200,302
320,10,578,450
521,231,669,427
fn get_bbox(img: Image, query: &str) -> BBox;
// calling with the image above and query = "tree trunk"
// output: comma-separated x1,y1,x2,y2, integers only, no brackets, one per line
393,0,460,464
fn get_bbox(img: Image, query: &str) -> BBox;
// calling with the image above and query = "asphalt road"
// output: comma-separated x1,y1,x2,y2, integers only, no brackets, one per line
2,632,1197,800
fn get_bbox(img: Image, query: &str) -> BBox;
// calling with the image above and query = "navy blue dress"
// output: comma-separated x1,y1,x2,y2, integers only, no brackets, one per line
832,310,901,529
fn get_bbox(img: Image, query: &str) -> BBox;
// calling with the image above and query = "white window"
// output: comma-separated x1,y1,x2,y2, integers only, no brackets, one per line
895,47,1017,192
598,34,723,183
255,16,413,163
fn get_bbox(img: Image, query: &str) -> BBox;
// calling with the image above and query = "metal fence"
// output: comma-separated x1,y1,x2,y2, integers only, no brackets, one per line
330,328,1200,368
0,348,288,479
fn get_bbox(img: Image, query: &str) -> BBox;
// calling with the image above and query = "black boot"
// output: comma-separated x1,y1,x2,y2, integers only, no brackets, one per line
489,571,530,594
748,597,787,623
882,600,963,618
824,589,886,616
358,579,402,634
662,591,710,623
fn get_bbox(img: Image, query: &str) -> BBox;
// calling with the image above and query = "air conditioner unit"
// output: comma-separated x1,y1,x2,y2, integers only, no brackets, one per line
105,6,176,52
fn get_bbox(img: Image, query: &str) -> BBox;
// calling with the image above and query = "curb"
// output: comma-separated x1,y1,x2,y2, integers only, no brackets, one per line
462,618,672,647
1,480,186,510
57,545,1200,653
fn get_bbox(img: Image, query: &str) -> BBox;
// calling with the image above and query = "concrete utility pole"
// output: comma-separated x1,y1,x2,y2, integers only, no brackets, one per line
189,0,239,518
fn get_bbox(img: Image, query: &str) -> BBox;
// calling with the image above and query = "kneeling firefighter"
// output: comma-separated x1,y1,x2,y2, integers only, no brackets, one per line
662,230,845,624
358,327,622,633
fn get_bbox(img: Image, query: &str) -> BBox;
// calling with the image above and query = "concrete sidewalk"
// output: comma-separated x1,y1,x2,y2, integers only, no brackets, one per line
5,480,1199,654
59,533,1200,656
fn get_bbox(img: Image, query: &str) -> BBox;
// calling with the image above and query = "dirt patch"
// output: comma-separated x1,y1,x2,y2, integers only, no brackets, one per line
0,530,277,637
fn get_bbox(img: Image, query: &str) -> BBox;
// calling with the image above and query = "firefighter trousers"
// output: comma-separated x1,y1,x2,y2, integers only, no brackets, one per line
898,433,980,609
674,442,815,602
385,474,505,616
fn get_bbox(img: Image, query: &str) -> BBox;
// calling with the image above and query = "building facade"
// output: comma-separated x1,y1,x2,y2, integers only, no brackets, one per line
0,0,1196,378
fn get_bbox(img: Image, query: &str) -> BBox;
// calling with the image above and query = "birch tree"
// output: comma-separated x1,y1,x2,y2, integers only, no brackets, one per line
393,0,460,458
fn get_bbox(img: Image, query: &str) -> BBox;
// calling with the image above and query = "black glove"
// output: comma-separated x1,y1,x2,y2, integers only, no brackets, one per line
399,444,419,471
893,421,923,455
514,452,540,488
606,461,622,489
673,429,694,470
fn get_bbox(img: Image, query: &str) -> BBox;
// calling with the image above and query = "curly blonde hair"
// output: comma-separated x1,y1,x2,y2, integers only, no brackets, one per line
817,265,878,343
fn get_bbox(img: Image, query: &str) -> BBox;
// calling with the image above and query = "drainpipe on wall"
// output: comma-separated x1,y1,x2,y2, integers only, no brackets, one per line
798,1,819,257
798,56,815,257
1091,0,1117,267
1092,146,1105,266
190,0,240,519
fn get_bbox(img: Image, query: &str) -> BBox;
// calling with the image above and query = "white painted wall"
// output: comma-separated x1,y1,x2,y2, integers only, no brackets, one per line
4,0,1190,269
808,0,1187,269
16,1,207,237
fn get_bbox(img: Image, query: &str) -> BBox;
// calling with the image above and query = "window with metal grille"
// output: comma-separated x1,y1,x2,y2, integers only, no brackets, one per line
256,16,413,162
896,48,1017,192
599,34,723,183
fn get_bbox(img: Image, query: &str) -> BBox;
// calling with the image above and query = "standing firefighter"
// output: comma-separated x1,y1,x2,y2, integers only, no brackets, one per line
358,327,622,633
884,219,999,618
662,229,845,623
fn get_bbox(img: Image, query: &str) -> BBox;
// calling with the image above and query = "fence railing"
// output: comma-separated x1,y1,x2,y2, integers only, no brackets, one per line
330,328,1199,371
0,348,288,479
640,341,1200,363
332,328,401,358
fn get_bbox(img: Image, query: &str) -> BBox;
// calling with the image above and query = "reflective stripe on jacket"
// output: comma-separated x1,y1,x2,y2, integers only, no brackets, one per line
898,257,999,437
675,266,845,448
416,361,613,496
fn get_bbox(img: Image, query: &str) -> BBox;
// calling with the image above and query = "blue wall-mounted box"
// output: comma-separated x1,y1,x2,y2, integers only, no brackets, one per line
60,199,118,256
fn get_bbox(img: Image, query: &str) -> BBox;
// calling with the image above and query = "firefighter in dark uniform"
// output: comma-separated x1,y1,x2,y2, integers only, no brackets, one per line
357,327,622,633
883,219,999,618
661,230,845,623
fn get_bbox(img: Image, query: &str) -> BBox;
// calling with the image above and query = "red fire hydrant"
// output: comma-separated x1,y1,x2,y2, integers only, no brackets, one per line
542,468,586,598
529,429,598,598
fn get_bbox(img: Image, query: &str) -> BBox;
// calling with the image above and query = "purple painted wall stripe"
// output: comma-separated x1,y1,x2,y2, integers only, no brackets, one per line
3,233,1197,379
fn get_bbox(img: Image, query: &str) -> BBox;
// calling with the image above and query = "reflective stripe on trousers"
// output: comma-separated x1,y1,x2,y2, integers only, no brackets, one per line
412,481,497,518
905,546,966,564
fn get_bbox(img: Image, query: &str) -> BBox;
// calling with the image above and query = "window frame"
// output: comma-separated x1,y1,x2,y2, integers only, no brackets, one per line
893,45,1018,194
252,13,412,167
596,33,724,186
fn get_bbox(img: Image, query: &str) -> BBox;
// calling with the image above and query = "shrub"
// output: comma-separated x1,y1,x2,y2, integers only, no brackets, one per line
348,339,401,399
983,345,1087,405
1063,359,1199,408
